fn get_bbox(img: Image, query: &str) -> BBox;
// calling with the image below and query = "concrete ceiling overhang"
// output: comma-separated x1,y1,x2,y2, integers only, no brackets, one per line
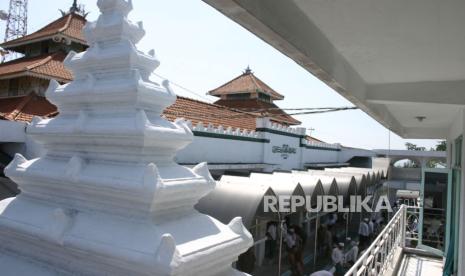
203,0,465,139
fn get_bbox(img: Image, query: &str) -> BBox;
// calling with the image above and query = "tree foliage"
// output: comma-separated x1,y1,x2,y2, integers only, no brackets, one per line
434,140,447,151
401,141,446,168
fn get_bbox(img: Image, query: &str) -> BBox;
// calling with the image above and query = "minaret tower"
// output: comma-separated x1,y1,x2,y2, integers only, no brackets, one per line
0,0,252,275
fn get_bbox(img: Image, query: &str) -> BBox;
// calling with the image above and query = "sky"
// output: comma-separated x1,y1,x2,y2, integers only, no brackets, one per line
0,0,442,150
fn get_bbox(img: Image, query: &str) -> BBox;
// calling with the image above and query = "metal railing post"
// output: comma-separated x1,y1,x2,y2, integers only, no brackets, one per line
401,206,406,248
344,204,407,276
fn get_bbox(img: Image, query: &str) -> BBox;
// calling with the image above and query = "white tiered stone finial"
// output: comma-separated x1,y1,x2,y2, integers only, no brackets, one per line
0,0,252,275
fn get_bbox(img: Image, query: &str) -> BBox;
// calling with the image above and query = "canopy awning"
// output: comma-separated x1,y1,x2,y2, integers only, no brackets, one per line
276,172,325,207
372,158,390,178
313,175,338,196
196,176,279,229
250,172,307,213
304,170,357,200
324,168,371,195
327,168,377,187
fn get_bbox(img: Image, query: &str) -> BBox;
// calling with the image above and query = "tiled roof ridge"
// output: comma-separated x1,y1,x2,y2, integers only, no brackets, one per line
25,55,54,71
5,93,34,121
28,13,85,36
59,13,75,33
248,73,282,99
248,74,263,93
56,13,87,44
36,14,70,33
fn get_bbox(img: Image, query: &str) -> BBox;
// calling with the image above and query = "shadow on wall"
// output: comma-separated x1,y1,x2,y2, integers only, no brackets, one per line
347,156,372,168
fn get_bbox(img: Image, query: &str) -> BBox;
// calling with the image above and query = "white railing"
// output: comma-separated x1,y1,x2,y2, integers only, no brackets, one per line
256,117,306,136
345,205,407,276
187,120,262,139
404,206,420,246
301,138,341,150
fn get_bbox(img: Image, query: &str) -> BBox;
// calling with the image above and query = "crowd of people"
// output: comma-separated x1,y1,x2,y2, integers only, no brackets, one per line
358,217,382,248
265,219,308,276
326,215,382,276
261,213,386,276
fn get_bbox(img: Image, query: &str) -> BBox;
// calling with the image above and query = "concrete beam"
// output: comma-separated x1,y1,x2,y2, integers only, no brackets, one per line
366,80,465,105
365,102,406,136
402,127,450,139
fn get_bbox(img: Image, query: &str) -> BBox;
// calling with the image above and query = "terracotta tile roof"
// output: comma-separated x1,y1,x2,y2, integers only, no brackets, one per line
0,52,72,81
208,71,284,100
0,95,259,131
0,95,323,143
1,13,87,49
0,94,57,122
164,96,258,131
305,135,326,143
214,99,301,126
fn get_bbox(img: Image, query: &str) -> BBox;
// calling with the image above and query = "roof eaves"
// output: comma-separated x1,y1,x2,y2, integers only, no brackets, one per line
1,14,88,49
0,71,71,83
1,34,88,50
27,71,72,82
25,56,53,71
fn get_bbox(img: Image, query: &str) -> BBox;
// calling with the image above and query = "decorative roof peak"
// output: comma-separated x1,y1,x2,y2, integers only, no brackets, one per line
243,65,252,75
70,0,79,13
60,0,89,18
208,68,285,100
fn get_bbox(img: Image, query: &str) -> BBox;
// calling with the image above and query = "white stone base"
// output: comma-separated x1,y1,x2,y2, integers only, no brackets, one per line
0,195,252,276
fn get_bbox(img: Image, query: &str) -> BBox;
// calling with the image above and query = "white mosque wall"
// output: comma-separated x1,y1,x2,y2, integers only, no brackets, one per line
302,146,340,164
2,120,375,171
176,135,264,165
262,130,303,170
178,124,373,170
173,120,357,170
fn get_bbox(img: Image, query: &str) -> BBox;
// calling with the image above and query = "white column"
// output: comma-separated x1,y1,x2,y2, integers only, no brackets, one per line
459,109,465,276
